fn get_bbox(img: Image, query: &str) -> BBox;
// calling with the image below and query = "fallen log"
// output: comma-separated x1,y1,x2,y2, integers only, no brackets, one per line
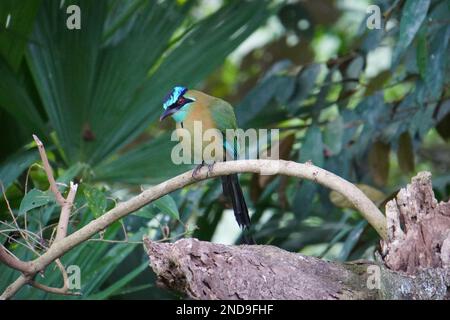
144,172,450,299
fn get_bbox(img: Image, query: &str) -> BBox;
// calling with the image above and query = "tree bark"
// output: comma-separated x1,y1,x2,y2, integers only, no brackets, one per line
381,172,450,273
144,172,450,300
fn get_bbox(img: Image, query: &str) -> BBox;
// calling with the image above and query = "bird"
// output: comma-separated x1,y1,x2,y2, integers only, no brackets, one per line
160,86,254,244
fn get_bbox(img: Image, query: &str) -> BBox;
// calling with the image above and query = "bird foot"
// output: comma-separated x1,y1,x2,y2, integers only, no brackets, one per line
206,162,215,178
192,161,215,180
192,161,205,180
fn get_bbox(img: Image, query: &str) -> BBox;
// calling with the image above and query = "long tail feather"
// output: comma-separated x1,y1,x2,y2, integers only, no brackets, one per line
242,229,256,245
221,174,254,244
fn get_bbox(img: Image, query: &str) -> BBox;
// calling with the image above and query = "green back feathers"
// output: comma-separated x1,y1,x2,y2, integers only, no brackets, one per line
210,99,239,157
210,99,238,132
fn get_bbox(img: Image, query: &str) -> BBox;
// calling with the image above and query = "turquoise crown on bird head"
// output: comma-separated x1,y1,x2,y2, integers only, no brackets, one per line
163,86,188,110
160,85,195,121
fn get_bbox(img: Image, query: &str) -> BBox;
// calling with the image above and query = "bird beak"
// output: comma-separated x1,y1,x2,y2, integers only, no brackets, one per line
159,108,176,121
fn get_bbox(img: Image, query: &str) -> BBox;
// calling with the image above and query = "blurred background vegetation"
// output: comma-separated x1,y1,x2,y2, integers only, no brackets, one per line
0,0,449,299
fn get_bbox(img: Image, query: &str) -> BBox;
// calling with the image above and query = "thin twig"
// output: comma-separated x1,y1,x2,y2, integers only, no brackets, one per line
29,258,78,296
0,245,32,273
0,228,45,250
24,211,28,242
32,135,65,206
1,275,29,299
0,232,41,253
69,203,87,218
54,259,68,289
54,182,78,243
24,163,41,195
88,239,143,244
1,182,35,251
120,219,128,242
29,281,81,296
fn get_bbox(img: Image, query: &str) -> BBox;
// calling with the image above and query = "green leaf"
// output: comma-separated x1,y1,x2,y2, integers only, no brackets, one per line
114,283,154,296
102,0,150,42
343,56,364,92
79,230,145,297
361,28,384,54
133,206,156,219
86,261,148,300
0,58,46,136
94,133,190,184
425,25,450,99
83,185,107,218
57,162,86,185
392,0,430,65
356,94,384,127
27,0,108,162
292,125,324,218
0,148,38,189
40,203,57,226
236,71,283,127
0,0,41,71
416,28,428,79
275,76,296,104
80,1,187,165
292,180,317,220
153,194,179,220
299,125,324,167
310,66,335,120
18,188,54,215
287,63,321,114
323,116,344,155
319,212,352,258
409,83,437,138
337,220,367,261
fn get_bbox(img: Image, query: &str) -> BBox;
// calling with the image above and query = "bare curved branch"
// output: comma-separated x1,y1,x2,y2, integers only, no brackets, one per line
1,159,386,299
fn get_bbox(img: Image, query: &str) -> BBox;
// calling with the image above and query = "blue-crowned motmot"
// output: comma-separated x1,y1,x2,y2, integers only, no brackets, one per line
160,86,253,243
